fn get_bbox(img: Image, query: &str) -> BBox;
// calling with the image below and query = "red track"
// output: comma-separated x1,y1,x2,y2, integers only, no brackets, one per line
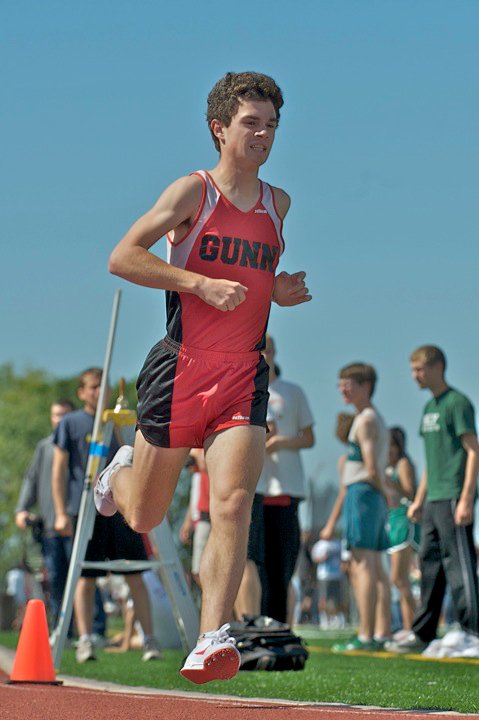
0,669,476,720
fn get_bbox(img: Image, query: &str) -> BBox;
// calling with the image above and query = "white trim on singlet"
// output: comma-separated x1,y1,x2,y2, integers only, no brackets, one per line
261,181,285,256
167,171,220,269
167,171,284,269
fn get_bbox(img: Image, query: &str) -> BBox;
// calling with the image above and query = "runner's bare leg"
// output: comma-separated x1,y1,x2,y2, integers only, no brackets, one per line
110,431,190,532
200,425,265,633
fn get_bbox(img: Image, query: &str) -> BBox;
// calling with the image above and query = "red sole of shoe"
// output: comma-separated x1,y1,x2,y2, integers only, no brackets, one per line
180,647,240,684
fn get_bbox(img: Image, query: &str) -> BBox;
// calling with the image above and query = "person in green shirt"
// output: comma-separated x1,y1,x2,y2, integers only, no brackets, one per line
388,345,479,653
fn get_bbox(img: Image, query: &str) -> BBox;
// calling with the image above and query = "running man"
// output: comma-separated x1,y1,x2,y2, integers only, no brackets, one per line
94,72,311,683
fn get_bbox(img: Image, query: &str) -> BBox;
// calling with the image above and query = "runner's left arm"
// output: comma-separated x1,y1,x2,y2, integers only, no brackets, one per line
270,187,312,307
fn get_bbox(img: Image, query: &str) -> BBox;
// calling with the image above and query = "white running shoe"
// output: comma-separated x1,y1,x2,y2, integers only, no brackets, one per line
180,624,241,684
94,445,133,516
142,636,161,662
75,636,96,663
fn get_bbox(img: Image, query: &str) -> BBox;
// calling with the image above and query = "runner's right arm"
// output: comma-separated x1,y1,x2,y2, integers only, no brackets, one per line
109,176,247,312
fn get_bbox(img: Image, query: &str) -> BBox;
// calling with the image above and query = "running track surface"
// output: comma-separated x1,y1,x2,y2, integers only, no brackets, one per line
1,669,476,720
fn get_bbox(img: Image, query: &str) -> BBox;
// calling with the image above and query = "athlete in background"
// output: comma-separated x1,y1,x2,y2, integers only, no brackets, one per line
94,72,311,683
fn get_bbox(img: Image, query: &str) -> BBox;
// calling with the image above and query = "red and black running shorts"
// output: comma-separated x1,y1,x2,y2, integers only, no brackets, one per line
136,336,269,448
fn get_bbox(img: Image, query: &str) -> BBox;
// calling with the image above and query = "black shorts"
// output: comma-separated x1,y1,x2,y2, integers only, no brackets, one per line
136,337,269,448
81,513,148,578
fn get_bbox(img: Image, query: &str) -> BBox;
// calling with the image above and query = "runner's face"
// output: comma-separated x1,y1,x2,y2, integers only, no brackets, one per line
218,99,277,166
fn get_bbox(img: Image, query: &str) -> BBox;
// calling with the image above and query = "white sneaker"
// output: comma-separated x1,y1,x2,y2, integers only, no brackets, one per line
392,628,412,643
142,636,161,661
75,636,96,663
94,445,133,516
180,624,241,684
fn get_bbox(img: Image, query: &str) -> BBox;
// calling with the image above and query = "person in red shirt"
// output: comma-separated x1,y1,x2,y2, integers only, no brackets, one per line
95,71,311,683
179,450,211,588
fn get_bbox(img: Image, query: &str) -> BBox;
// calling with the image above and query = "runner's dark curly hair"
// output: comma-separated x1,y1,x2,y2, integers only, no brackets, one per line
207,71,284,152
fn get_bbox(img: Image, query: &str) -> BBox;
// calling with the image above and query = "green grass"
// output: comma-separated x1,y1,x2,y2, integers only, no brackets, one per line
1,630,478,713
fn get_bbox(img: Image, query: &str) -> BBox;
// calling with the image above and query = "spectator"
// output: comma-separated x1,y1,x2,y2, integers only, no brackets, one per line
320,412,356,541
179,450,211,589
311,535,345,628
388,345,479,653
235,333,315,624
290,539,317,625
15,399,74,626
332,363,391,652
385,426,420,637
51,367,160,663
318,412,357,627
5,554,43,630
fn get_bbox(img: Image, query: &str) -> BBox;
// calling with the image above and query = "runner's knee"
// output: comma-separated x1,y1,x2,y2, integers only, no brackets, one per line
210,487,253,526
124,505,168,534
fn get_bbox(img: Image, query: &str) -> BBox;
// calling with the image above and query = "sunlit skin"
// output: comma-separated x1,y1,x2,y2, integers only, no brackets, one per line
210,99,278,175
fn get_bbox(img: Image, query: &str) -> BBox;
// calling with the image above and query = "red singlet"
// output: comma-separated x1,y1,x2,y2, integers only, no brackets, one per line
136,170,284,447
166,170,284,352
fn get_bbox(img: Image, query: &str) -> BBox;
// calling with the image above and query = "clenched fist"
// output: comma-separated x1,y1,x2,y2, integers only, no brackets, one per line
196,277,248,312
273,271,312,306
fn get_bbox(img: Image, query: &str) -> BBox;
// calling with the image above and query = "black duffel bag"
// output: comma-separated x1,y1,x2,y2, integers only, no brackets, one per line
228,615,309,671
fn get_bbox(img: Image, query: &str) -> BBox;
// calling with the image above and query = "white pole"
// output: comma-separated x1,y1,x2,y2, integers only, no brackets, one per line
52,289,122,668
87,288,122,482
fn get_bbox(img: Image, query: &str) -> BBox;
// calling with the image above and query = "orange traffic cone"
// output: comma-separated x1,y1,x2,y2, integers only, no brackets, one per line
9,599,61,684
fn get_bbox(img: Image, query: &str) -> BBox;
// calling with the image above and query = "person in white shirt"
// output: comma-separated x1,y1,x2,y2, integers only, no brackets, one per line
235,334,315,624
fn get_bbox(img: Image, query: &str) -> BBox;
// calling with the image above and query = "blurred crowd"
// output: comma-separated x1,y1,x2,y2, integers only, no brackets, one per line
4,339,479,661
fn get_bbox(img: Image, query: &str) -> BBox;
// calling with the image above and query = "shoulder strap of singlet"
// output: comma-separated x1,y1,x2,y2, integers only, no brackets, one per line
167,170,220,269
261,182,285,255
192,170,220,211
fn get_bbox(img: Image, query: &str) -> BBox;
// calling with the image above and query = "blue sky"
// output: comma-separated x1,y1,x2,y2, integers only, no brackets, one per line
2,0,479,487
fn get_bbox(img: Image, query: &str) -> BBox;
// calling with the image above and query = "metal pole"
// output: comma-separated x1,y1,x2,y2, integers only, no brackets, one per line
87,288,122,483
52,289,122,668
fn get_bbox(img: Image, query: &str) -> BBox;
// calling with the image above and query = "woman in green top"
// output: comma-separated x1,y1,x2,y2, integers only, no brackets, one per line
385,427,420,635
